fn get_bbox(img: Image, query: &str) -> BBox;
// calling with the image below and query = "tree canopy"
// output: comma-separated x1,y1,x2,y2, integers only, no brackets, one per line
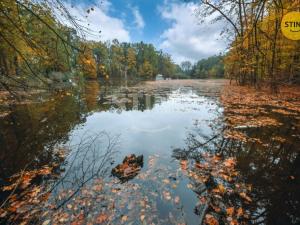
0,0,177,92
197,0,300,88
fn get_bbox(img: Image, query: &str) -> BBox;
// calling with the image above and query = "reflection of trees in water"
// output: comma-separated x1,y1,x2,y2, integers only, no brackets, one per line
83,81,100,111
234,128,300,225
49,132,118,209
98,87,166,112
0,93,87,180
175,119,300,224
83,82,213,114
137,93,155,111
0,82,179,180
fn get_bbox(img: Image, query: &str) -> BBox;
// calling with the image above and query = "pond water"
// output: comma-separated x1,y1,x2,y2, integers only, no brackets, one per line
0,80,299,225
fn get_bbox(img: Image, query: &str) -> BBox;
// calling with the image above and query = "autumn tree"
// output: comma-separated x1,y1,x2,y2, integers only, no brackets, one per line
0,0,82,91
197,0,300,88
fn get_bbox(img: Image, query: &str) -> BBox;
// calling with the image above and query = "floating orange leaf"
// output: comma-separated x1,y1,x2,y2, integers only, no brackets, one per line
226,207,234,216
96,213,108,223
121,215,128,222
239,192,252,202
205,214,219,225
237,207,243,217
180,160,188,170
163,191,171,200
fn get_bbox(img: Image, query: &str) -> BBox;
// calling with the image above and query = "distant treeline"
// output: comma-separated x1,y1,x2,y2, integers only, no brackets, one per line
175,55,225,79
79,40,176,81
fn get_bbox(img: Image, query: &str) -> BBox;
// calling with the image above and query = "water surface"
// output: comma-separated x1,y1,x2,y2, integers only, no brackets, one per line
0,79,299,225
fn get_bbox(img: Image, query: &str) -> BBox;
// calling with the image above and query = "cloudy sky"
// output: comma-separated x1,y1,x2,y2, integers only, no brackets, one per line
63,0,228,64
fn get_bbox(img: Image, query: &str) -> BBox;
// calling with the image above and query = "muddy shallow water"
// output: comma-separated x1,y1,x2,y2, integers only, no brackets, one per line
0,79,299,224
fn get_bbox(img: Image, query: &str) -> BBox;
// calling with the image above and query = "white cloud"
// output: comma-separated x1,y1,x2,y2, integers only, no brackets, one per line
131,6,145,30
59,0,130,42
159,2,227,64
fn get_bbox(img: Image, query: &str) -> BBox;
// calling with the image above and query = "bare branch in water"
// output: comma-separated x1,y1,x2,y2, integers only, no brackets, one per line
0,131,119,223
48,132,119,209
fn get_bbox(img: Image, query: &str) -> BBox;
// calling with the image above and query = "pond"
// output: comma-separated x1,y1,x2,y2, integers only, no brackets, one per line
0,79,299,225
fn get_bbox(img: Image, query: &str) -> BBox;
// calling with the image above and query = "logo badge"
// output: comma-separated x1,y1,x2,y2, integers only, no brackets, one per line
281,11,300,41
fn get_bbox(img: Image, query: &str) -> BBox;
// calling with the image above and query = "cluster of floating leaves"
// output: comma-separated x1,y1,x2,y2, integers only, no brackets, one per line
221,85,300,127
0,148,67,224
111,154,143,182
226,115,283,128
1,153,187,224
176,152,253,225
221,84,300,114
213,83,300,224
223,129,287,147
0,167,54,224
38,154,190,225
220,84,300,145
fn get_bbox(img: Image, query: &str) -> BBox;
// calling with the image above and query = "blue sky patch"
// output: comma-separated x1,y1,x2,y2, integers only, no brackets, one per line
63,0,227,63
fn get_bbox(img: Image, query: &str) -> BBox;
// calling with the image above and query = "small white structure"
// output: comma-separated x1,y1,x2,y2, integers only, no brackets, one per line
155,74,164,80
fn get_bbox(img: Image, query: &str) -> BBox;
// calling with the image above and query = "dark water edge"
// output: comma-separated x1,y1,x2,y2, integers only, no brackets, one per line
0,79,299,224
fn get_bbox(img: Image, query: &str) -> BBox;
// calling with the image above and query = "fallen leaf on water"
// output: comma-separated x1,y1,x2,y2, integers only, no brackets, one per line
205,214,219,225
0,209,7,218
96,213,108,223
218,184,226,194
92,184,103,192
226,207,234,216
42,220,50,225
140,200,147,207
111,188,120,193
239,192,252,202
237,207,243,217
221,174,232,182
212,184,225,194
78,213,85,220
187,183,193,189
71,220,84,225
195,162,203,168
180,160,188,170
163,191,171,200
39,166,52,175
121,215,128,222
210,204,221,213
58,213,69,223
163,179,170,184
174,196,180,204
2,184,15,191
223,158,235,167
213,155,221,162
230,219,239,225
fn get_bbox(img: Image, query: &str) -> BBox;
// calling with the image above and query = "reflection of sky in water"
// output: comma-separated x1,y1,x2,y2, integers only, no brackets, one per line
64,88,221,224
1,81,298,224
69,88,220,158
